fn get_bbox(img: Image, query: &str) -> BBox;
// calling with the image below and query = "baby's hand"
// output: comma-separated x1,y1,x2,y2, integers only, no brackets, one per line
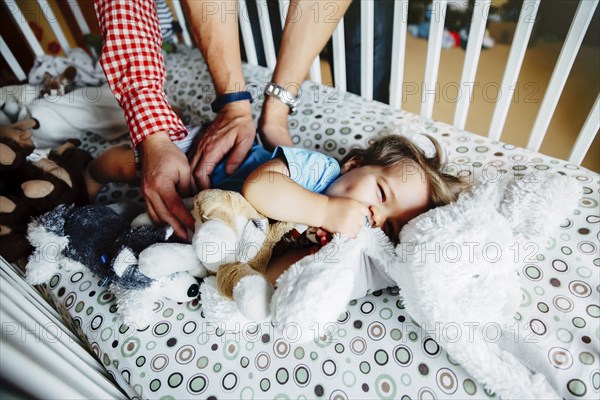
322,197,370,237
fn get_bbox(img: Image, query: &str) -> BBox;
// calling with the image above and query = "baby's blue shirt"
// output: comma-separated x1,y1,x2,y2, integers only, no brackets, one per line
210,143,341,194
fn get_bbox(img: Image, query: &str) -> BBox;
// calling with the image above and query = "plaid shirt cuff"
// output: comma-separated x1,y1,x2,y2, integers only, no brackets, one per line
122,88,187,148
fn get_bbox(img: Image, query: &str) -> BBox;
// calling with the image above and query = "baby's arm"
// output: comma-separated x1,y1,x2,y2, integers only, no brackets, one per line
242,158,369,237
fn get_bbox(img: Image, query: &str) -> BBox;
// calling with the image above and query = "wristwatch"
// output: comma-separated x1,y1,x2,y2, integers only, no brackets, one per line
263,82,300,114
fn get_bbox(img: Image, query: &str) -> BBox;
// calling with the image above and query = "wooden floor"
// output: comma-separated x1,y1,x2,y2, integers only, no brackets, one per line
320,35,599,173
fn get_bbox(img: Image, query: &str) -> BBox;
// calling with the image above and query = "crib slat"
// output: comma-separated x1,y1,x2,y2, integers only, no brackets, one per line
331,19,346,91
421,0,447,118
0,261,128,399
389,0,409,109
256,0,277,70
0,265,110,375
37,0,70,52
569,94,599,165
453,0,491,129
278,0,288,27
67,0,90,35
5,0,45,57
0,36,27,81
276,0,320,82
488,0,540,141
527,0,599,152
171,0,193,47
239,0,258,66
360,1,374,100
309,57,322,84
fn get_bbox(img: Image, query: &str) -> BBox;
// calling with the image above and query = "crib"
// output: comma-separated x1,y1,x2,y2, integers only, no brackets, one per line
1,1,599,399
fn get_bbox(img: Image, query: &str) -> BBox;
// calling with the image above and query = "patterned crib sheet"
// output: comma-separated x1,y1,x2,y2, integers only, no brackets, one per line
42,47,598,399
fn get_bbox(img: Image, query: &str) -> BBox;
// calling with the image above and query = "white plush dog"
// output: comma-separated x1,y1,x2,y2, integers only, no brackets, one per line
26,204,207,328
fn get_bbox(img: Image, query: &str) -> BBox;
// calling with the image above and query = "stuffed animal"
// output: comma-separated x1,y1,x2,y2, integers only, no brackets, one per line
200,172,580,399
0,120,93,263
39,66,77,98
191,189,294,320
25,204,207,328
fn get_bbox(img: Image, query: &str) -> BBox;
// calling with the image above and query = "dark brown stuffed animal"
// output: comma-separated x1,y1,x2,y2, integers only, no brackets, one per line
0,119,93,263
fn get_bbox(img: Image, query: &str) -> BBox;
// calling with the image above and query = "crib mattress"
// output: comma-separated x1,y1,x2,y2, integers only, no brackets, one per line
39,48,599,399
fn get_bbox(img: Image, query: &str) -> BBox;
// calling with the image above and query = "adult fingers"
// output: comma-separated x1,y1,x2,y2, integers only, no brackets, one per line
194,142,228,190
144,184,190,241
177,170,193,199
225,135,254,175
160,180,195,237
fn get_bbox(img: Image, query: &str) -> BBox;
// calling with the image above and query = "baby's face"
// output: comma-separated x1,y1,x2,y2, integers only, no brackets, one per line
325,159,430,240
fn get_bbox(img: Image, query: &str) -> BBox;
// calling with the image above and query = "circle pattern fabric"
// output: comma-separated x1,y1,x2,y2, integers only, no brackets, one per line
45,47,599,399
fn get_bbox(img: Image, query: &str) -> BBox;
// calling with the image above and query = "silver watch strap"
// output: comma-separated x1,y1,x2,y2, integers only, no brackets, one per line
264,82,300,114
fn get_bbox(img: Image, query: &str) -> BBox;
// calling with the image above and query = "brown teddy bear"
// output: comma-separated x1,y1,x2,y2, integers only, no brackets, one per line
0,118,93,263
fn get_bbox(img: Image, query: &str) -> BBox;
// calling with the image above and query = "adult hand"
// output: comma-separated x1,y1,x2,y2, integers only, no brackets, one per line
140,132,195,241
189,101,255,190
322,197,371,238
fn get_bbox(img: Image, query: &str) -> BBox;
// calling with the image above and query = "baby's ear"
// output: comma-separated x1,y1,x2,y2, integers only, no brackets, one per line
340,156,362,174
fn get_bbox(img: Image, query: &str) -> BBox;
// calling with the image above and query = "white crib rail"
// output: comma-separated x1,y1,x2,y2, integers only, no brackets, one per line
488,0,541,141
0,258,129,399
67,0,90,34
569,94,600,165
36,0,70,52
527,0,599,152
360,0,374,101
256,0,277,70
389,0,409,110
171,0,193,47
331,18,346,92
453,0,490,130
238,0,259,66
0,36,26,82
4,0,45,57
421,0,447,118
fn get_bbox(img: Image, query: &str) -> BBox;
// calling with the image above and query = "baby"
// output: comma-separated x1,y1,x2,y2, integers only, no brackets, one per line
240,134,467,292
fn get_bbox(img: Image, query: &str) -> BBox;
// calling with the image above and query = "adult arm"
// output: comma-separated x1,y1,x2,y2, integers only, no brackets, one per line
183,0,256,190
94,0,194,240
258,0,352,148
242,158,369,237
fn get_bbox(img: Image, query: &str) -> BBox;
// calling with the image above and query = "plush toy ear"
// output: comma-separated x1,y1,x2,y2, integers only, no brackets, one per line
62,66,77,81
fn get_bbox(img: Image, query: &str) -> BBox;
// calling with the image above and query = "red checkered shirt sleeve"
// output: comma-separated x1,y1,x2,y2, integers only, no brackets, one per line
94,0,187,148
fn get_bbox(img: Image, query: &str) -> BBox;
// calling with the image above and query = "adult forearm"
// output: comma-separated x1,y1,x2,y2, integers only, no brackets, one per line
272,0,351,95
183,0,246,95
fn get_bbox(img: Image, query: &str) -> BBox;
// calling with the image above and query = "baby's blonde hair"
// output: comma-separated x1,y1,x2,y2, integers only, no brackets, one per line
340,134,468,208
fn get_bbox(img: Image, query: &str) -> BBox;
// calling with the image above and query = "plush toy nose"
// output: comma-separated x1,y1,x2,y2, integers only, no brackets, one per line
187,283,200,298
